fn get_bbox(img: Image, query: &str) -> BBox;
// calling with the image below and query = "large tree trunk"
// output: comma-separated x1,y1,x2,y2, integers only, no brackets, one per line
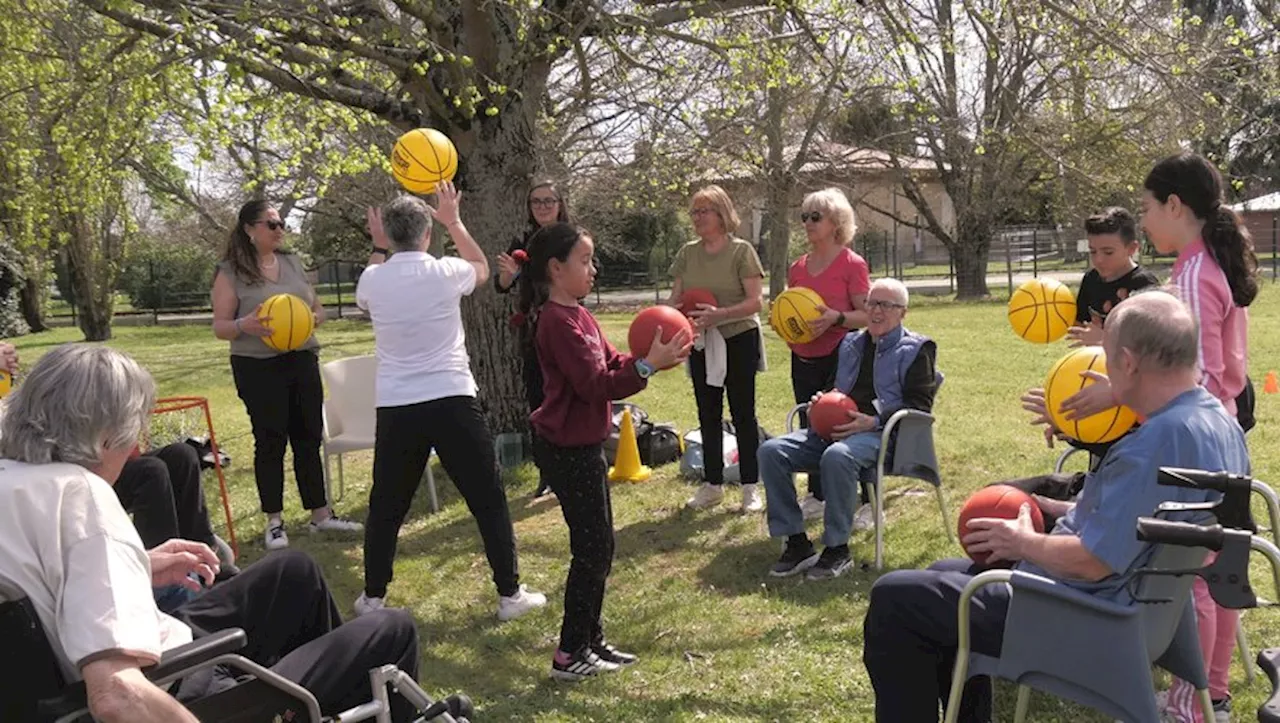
63,214,117,342
18,275,46,332
764,78,790,298
455,119,538,435
951,211,992,299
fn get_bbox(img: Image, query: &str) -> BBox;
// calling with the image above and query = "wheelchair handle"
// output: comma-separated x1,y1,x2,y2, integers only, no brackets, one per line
1136,517,1225,551
1157,467,1252,492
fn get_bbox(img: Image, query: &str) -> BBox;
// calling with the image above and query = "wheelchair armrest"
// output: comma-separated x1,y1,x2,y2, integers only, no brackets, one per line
149,628,247,681
1006,569,1139,619
36,629,248,720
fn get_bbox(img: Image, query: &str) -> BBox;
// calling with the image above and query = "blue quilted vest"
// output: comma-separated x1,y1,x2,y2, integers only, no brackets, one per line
832,325,932,424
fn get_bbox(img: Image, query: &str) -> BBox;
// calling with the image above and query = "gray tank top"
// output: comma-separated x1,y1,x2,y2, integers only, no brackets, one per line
217,254,320,359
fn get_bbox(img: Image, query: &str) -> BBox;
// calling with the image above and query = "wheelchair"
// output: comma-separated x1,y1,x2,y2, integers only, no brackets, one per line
1126,467,1280,722
0,597,474,723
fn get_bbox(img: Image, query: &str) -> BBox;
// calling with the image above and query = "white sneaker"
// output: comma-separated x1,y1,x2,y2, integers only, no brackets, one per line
851,503,881,532
308,515,364,534
498,584,548,622
741,484,764,513
799,494,825,521
265,520,289,550
686,483,724,510
354,592,386,618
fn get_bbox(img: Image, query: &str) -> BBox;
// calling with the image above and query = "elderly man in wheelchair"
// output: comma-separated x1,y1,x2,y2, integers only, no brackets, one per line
860,290,1250,723
0,344,466,723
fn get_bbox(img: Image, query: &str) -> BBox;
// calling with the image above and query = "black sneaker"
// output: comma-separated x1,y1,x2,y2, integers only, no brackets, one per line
591,642,637,665
532,483,553,499
550,647,620,682
770,536,819,577
806,545,853,581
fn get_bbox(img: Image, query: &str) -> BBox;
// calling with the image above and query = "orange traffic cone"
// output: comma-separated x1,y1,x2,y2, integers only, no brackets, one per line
608,411,651,483
1265,371,1279,395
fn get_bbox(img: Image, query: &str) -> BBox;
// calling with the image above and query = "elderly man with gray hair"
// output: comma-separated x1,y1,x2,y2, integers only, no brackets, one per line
760,277,938,580
861,289,1250,723
0,345,422,723
356,181,546,622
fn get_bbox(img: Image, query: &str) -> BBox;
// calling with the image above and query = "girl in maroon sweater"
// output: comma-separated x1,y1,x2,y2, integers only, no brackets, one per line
519,223,691,681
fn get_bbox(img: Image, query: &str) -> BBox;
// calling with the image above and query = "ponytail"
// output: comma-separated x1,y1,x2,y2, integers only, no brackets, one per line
1144,152,1259,307
517,222,587,343
1205,205,1259,307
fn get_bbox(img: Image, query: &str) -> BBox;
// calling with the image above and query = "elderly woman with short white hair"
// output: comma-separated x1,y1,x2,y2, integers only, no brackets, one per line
788,187,871,521
0,344,422,723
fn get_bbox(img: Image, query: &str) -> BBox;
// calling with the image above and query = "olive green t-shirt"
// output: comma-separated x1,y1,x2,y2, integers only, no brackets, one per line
669,238,765,339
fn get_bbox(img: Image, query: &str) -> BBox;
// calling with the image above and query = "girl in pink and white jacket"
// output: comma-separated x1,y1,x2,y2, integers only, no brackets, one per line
1143,152,1259,723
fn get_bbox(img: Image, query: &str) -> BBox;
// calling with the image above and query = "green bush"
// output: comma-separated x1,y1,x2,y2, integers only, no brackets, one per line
118,239,217,311
0,242,29,337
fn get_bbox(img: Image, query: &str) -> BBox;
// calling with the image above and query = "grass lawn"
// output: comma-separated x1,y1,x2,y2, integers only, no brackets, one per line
10,290,1280,722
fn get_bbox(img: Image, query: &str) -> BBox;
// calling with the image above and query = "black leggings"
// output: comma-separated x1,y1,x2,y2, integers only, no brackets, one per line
364,396,520,598
537,440,614,653
790,349,840,500
230,352,328,514
688,327,761,485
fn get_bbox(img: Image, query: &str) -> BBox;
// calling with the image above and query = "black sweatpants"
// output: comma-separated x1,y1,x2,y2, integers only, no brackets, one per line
790,349,840,500
364,395,520,598
230,351,328,514
688,327,761,486
175,550,420,722
115,442,217,548
537,440,613,654
863,558,1010,722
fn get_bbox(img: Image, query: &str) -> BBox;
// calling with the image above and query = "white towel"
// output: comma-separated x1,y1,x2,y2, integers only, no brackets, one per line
691,316,768,388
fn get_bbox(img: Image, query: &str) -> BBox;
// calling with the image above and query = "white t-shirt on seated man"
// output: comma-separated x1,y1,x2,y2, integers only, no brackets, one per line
0,459,193,683
356,216,480,409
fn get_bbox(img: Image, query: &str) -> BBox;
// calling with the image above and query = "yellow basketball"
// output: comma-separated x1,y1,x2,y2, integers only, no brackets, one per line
390,128,458,195
259,293,315,352
1044,346,1138,444
1008,277,1076,344
0,370,10,398
769,287,826,345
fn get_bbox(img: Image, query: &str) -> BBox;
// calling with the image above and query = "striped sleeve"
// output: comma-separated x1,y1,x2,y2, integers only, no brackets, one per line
1177,253,1233,406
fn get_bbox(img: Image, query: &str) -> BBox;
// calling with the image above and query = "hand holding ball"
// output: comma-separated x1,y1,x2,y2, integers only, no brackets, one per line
628,306,693,370
678,288,718,318
1044,347,1137,444
958,485,1045,565
808,391,859,439
258,293,315,352
512,249,528,264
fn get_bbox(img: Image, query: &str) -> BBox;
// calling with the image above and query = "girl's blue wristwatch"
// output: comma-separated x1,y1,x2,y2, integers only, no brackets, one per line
635,358,656,379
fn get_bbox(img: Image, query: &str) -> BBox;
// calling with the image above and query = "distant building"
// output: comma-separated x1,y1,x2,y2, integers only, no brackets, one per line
1227,192,1280,255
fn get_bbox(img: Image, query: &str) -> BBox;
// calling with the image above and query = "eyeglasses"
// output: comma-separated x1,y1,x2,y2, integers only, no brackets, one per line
254,220,286,231
866,299,906,311
529,197,560,208
690,208,716,218
800,211,823,223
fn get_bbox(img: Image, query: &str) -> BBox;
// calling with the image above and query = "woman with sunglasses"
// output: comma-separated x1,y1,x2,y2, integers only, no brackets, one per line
787,188,870,523
212,200,362,551
495,181,571,499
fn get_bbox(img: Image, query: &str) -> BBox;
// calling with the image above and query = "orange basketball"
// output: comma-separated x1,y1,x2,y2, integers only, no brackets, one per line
809,391,858,439
958,485,1045,564
628,306,692,368
679,288,718,318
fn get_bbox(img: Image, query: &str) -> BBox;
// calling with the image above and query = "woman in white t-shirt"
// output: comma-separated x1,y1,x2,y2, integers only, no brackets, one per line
354,183,546,622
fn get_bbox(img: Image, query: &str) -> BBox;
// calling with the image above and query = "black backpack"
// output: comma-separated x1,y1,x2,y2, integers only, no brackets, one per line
604,403,683,467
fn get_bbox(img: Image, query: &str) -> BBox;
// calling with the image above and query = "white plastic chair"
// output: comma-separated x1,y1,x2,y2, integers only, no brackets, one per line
321,355,438,512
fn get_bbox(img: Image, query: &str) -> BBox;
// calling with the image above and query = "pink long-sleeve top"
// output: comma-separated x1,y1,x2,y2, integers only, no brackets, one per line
1173,238,1248,416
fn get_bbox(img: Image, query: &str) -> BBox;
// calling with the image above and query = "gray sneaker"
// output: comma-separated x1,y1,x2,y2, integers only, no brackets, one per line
805,546,853,581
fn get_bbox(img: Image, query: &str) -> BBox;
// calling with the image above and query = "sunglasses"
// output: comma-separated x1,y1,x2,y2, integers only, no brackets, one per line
800,211,823,223
866,299,906,311
254,220,286,231
529,197,560,208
